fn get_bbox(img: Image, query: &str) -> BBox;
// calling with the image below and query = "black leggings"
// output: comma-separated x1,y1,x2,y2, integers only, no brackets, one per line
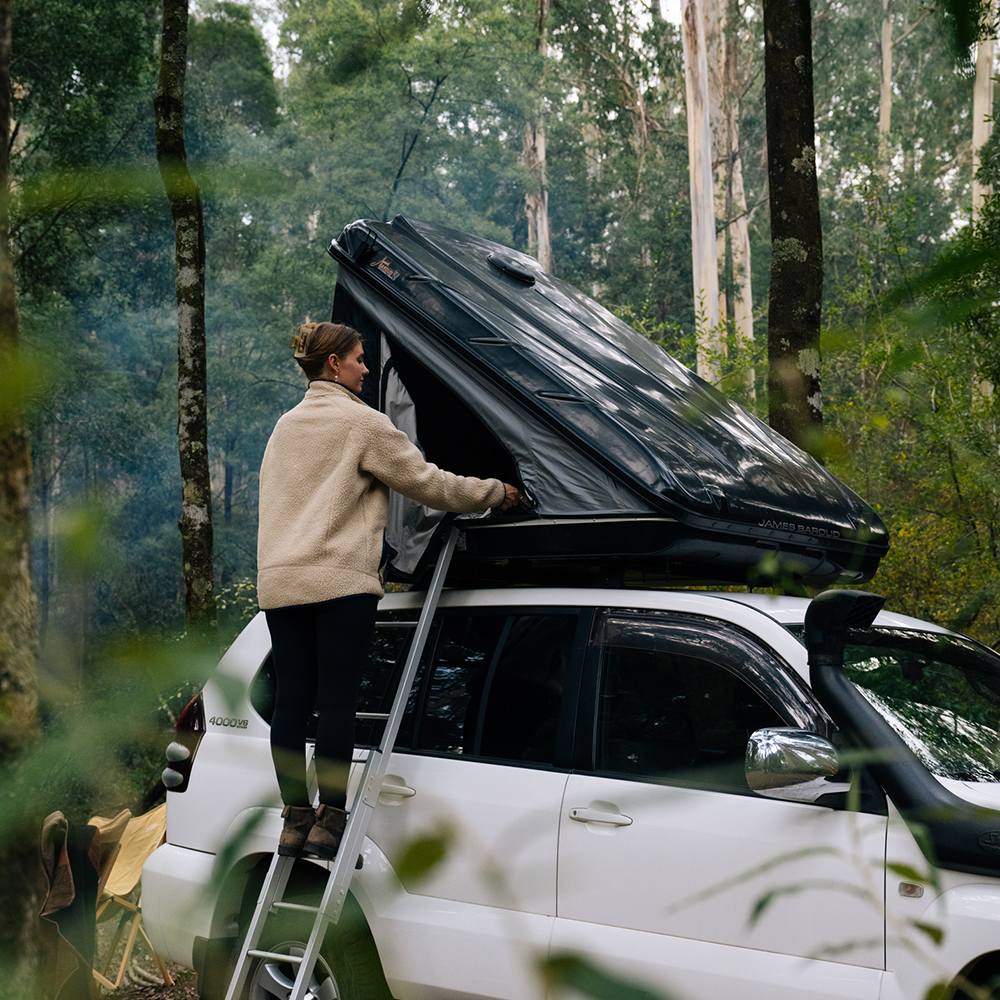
265,594,379,809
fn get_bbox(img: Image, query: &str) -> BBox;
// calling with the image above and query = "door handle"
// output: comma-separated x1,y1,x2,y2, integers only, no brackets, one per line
379,778,416,800
568,807,632,827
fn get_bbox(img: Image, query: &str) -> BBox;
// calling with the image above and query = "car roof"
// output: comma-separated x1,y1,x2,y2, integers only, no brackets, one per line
380,586,952,636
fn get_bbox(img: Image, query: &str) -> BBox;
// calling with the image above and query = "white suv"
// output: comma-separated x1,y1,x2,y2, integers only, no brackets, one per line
141,584,1000,1000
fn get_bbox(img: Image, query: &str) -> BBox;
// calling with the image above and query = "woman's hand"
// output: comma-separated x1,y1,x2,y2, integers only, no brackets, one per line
499,483,522,511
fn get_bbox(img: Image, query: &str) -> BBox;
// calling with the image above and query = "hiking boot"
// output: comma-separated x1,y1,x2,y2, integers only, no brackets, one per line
303,804,347,860
277,805,315,858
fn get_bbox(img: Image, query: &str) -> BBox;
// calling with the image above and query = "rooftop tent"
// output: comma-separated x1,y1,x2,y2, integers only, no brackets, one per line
328,216,889,588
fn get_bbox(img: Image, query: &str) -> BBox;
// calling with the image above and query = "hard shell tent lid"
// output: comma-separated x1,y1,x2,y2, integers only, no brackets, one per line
329,216,889,588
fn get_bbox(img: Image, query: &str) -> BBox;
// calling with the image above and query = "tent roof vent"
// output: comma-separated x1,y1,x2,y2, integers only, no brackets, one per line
487,252,537,284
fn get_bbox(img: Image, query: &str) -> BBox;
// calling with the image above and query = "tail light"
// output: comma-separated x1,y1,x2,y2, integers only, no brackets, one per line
162,693,206,793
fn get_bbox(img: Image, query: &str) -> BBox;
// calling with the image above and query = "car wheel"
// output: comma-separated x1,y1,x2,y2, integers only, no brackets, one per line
246,892,391,1000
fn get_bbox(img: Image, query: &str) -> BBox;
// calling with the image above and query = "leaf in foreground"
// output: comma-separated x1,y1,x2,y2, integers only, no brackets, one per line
539,951,676,1000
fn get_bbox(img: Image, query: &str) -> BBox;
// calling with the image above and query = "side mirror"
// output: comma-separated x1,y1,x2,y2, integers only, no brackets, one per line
745,728,849,804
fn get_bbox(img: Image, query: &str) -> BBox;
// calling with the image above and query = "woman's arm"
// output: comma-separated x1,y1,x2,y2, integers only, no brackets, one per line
359,412,511,513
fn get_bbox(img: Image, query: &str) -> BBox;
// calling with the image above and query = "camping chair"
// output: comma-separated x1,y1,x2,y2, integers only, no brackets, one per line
39,810,110,1000
88,803,173,990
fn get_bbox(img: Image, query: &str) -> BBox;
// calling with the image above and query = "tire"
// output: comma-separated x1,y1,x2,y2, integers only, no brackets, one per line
247,892,392,1000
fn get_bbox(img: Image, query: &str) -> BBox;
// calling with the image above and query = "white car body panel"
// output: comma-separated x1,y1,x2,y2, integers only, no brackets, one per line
557,773,886,971
142,844,217,968
372,893,552,1000
547,920,884,1000
366,754,566,914
881,882,1000,1000
168,734,282,853
141,588,1000,1000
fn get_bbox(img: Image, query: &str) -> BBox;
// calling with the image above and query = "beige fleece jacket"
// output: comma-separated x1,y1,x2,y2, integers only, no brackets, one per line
257,380,505,609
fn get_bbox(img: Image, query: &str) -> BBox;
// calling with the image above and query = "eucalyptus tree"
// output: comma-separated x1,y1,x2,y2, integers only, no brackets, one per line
9,0,171,651
707,0,759,398
813,0,974,298
155,0,217,644
763,0,823,455
279,0,540,238
548,0,693,337
682,0,722,381
522,0,553,272
0,0,42,988
972,2,995,217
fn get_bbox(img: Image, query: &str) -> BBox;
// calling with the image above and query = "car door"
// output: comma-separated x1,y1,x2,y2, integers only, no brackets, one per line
362,604,590,1000
553,610,888,1000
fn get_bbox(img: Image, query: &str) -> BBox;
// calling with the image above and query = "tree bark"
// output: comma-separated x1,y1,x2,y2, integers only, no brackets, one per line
522,0,553,273
683,0,721,383
708,0,755,399
764,0,823,455
0,0,43,986
707,0,728,325
878,0,894,180
154,0,217,641
972,0,995,218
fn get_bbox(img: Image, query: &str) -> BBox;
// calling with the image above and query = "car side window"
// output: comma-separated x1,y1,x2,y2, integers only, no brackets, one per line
367,611,578,765
594,613,789,792
354,609,421,748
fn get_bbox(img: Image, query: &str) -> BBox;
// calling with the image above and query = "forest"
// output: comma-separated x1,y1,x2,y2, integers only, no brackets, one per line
14,0,1000,661
2,0,1000,986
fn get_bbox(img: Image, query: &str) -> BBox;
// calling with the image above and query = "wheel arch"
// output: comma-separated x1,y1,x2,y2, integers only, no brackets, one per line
885,884,1000,1000
947,951,1000,1000
196,848,397,1000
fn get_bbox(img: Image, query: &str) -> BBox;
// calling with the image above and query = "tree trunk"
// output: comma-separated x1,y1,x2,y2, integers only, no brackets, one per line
682,0,721,383
764,0,823,455
522,0,553,273
973,0,995,218
708,0,755,400
878,0,894,181
730,144,755,398
707,0,728,326
579,86,603,298
154,0,217,641
0,0,43,987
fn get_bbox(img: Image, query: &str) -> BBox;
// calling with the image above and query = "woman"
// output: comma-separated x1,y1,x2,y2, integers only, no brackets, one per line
257,321,520,860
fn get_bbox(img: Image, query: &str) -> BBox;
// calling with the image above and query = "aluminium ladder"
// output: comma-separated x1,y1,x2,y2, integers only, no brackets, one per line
223,525,461,1000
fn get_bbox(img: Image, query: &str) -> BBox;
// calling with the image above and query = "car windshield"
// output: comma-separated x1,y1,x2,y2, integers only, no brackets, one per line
840,627,1000,782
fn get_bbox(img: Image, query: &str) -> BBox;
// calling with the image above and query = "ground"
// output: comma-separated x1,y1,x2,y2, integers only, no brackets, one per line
95,920,199,1000
105,965,198,1000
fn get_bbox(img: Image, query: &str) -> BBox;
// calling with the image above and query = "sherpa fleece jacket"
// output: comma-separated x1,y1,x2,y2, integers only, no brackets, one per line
257,380,505,609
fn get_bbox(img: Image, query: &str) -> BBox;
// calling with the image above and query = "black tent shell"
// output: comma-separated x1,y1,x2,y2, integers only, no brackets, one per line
329,216,889,588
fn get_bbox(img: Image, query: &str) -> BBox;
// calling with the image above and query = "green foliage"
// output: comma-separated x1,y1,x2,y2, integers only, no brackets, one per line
539,951,674,1000
8,0,1000,860
188,1,280,139
217,577,260,648
394,821,456,884
280,0,537,229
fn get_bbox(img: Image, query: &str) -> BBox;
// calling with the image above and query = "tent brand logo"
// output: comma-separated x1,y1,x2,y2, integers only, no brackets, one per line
371,256,401,281
758,519,842,539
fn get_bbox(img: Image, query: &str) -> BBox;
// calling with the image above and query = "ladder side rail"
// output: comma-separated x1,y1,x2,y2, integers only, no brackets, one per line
373,524,460,759
223,853,295,1000
283,525,460,1000
224,526,459,1000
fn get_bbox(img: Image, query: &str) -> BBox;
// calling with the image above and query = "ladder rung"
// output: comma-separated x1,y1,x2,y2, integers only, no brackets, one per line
356,712,389,719
247,950,304,963
272,901,321,914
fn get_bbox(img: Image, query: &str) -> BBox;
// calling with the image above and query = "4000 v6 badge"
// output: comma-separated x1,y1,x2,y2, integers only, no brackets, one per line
209,716,248,729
